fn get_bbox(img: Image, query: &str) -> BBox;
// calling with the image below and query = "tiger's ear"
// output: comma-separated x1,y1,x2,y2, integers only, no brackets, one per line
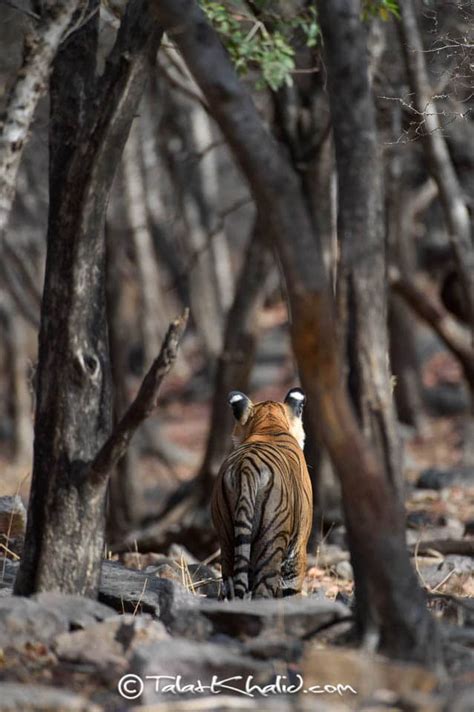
284,387,306,418
228,391,253,425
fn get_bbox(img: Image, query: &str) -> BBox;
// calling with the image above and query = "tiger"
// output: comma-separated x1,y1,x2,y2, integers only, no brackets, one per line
211,388,313,599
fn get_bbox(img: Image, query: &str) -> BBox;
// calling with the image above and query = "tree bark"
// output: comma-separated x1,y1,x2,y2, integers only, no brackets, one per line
151,0,442,664
122,121,170,364
391,271,474,391
105,220,140,538
159,85,225,363
398,0,474,332
0,0,81,243
319,0,402,500
15,1,162,597
387,106,425,429
0,293,33,463
151,220,269,533
198,220,270,487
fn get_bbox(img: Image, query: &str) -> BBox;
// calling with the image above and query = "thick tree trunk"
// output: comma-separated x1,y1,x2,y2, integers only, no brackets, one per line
152,0,441,665
273,74,341,535
319,0,402,500
15,2,162,597
0,0,81,243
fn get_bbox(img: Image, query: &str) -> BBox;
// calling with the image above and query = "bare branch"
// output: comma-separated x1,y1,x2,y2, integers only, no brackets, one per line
390,269,474,389
0,0,40,20
399,0,474,331
88,310,189,485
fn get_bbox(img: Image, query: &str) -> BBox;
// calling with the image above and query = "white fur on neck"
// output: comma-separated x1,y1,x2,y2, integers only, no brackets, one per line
289,418,306,450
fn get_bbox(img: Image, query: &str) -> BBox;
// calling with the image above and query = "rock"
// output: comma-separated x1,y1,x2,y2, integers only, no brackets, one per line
335,591,354,608
197,597,350,639
130,638,271,705
241,634,303,662
465,519,474,536
301,647,439,705
416,467,474,490
99,561,211,638
335,561,353,581
0,559,18,593
54,613,169,671
325,526,347,549
0,496,26,538
32,593,116,629
406,510,446,529
0,597,69,650
414,555,474,590
167,544,199,567
143,560,220,599
447,686,474,712
406,519,465,546
424,384,469,416
0,683,100,711
308,545,350,568
121,552,166,570
185,564,220,599
148,562,182,582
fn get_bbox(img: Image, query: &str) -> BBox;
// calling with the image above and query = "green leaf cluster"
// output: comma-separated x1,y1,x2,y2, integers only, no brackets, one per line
199,1,319,91
361,0,400,21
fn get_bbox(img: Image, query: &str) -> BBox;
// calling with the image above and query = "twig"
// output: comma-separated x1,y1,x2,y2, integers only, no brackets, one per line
166,196,253,292
431,568,456,593
132,577,148,616
0,0,40,19
159,59,210,114
390,268,474,388
87,310,189,485
414,536,429,591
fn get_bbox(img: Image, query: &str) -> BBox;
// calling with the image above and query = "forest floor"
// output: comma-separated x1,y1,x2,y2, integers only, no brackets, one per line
0,307,473,710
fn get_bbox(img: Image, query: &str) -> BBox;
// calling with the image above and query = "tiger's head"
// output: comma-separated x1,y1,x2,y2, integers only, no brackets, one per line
228,388,306,449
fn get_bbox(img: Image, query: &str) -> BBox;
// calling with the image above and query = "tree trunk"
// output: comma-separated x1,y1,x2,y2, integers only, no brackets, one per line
387,107,424,429
15,1,162,597
398,0,474,331
152,0,441,665
122,122,170,363
319,0,402,500
272,56,341,537
159,86,225,363
0,0,81,243
105,221,140,539
198,220,270,488
0,293,32,463
155,219,269,529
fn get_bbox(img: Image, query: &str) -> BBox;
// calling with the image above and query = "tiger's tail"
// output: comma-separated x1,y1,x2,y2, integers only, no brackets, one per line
232,472,256,598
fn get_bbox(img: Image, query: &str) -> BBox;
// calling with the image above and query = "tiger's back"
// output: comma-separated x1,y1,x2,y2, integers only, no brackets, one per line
211,389,313,599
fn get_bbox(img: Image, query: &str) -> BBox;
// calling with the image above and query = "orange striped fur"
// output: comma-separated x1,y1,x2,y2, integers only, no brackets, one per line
211,389,313,599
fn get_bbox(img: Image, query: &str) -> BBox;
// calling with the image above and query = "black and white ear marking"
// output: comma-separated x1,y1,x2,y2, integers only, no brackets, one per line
284,387,306,418
228,391,252,424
